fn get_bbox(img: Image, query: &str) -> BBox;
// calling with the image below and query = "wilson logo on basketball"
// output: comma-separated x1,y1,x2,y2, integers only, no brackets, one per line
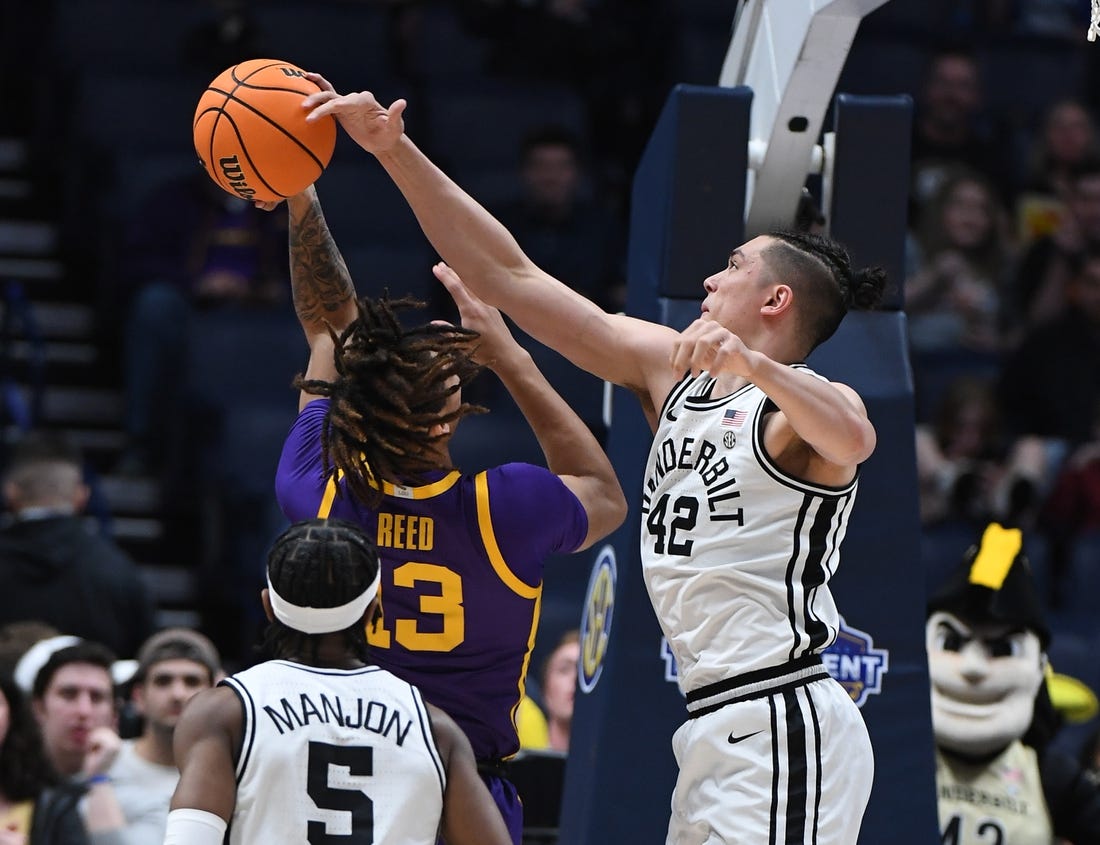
218,155,257,200
193,58,336,202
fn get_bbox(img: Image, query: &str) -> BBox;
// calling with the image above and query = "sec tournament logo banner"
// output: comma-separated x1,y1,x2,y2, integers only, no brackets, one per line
579,545,616,694
822,615,889,707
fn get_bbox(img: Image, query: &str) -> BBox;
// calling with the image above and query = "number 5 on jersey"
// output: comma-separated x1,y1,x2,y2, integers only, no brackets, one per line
307,742,373,843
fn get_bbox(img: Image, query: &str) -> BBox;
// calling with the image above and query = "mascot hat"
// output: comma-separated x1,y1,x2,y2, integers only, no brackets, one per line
927,523,1050,648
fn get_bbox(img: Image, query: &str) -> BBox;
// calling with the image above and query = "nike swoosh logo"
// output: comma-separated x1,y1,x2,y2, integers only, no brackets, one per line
665,407,678,422
727,730,762,745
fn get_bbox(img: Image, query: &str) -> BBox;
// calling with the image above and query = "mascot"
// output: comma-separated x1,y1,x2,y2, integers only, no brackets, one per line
927,522,1100,844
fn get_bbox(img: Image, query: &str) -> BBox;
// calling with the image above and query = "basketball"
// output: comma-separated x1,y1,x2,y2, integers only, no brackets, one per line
193,59,337,203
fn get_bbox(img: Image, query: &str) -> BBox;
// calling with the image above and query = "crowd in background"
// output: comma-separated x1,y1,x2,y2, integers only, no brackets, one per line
2,0,1100,840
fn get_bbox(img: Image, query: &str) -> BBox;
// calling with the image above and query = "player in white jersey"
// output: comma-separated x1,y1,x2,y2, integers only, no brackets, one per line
644,368,873,844
297,79,887,844
164,519,512,845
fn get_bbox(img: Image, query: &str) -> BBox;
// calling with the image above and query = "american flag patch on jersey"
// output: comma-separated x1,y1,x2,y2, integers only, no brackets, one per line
721,409,747,427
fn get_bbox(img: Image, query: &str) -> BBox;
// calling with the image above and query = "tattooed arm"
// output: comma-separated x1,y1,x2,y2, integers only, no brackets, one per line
286,186,360,410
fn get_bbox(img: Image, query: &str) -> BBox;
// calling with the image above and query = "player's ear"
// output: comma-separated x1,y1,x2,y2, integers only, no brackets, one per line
260,589,275,623
761,283,794,316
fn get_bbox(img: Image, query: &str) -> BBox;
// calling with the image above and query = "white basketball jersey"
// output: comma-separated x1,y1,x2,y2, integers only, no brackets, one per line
935,741,1053,844
640,369,858,694
222,660,445,845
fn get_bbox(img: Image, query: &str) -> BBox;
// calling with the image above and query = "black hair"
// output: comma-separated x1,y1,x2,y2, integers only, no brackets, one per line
263,519,381,664
924,43,979,76
763,230,888,350
520,125,582,161
296,295,486,508
0,673,60,800
31,641,117,701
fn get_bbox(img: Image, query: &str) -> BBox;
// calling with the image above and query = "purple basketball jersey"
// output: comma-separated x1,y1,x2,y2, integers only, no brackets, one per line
276,400,588,762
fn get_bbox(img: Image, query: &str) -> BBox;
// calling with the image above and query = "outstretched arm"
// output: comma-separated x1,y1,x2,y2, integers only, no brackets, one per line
285,186,360,411
437,263,626,549
301,80,681,421
428,704,513,845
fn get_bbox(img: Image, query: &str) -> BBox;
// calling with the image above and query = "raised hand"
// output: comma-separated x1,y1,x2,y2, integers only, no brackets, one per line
670,318,758,379
302,73,406,155
433,262,519,370
81,725,122,778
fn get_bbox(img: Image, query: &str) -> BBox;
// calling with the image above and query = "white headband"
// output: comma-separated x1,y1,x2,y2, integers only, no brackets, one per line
267,569,380,634
14,635,82,693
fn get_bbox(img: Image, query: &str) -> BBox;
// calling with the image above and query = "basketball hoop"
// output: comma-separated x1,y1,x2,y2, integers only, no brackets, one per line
1090,0,1100,41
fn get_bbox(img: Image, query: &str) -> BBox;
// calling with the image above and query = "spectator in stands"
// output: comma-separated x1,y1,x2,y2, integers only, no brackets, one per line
1022,99,1098,202
539,629,579,753
114,170,290,477
905,166,1015,354
515,629,580,754
461,0,675,214
916,376,1049,527
0,673,88,844
909,47,1014,224
26,640,128,839
1013,158,1100,329
999,249,1100,445
103,628,220,844
0,431,155,658
493,126,626,313
1016,98,1099,249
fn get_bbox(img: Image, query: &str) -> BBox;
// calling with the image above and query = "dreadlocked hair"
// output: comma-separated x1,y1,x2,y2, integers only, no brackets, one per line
263,519,380,664
296,295,486,508
764,230,889,351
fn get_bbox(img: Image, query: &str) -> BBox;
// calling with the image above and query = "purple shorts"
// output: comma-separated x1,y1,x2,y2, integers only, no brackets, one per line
437,774,522,845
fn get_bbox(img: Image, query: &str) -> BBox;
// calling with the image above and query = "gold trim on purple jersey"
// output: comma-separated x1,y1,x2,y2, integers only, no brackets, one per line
315,469,463,518
474,470,544,752
474,472,540,600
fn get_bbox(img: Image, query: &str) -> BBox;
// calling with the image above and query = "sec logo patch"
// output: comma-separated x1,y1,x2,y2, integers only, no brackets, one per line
579,545,617,693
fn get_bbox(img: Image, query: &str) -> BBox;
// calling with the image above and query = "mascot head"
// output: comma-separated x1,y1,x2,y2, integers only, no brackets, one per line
926,523,1049,757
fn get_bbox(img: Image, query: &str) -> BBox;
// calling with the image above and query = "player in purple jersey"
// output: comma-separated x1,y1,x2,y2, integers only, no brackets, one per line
266,184,626,843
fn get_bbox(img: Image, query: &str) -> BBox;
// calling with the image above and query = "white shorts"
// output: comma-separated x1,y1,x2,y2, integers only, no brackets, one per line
667,675,874,845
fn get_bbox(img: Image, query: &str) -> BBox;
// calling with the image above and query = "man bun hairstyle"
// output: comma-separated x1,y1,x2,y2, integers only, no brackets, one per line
765,230,888,350
296,295,486,508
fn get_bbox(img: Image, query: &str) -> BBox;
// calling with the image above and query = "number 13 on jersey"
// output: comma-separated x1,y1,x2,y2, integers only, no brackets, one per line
366,562,464,652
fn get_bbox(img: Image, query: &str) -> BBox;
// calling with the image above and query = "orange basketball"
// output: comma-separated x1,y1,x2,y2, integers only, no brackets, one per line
193,59,337,203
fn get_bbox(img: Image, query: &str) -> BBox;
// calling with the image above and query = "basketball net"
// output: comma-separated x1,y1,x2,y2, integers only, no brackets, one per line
1090,0,1100,41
